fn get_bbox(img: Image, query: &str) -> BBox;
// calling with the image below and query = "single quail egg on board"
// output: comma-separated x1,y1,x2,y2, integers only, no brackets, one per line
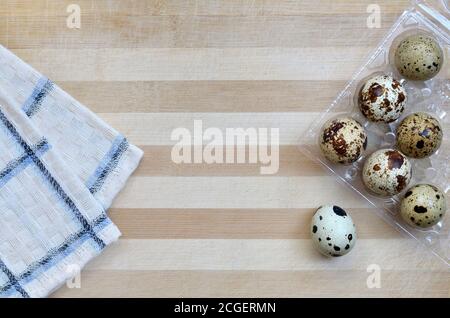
358,74,407,123
394,34,443,81
319,117,367,164
362,149,412,196
396,112,443,158
311,205,356,257
400,184,446,228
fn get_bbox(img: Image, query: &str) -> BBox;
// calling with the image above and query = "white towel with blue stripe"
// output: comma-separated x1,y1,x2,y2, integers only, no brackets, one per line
0,45,143,297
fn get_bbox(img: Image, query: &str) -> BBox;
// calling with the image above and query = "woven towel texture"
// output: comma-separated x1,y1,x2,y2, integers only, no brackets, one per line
0,45,143,297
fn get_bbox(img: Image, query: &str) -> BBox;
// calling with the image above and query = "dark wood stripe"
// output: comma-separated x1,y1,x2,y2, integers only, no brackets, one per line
51,269,448,298
108,208,400,239
134,146,324,176
58,80,347,113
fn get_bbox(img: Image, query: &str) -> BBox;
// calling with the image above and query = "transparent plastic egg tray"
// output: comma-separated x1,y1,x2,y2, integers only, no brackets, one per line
300,1,450,264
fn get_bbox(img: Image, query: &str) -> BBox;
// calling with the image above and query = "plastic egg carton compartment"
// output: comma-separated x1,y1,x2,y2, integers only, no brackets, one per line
300,1,450,265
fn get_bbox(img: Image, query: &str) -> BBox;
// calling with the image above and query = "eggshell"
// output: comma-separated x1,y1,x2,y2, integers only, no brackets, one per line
396,112,443,158
319,117,367,164
400,184,446,228
358,74,407,123
362,149,412,196
311,205,356,257
394,34,443,81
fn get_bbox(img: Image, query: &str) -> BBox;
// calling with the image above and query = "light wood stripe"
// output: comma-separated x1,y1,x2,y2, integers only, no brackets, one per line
5,0,409,17
13,48,369,81
51,270,449,298
6,15,400,49
59,80,346,113
97,112,325,146
134,146,323,176
99,113,450,146
112,176,372,209
86,239,445,271
124,145,450,177
108,208,400,239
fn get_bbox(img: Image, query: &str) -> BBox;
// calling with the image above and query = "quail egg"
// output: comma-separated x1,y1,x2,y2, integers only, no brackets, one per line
400,184,446,228
394,34,443,81
358,74,407,123
319,117,367,164
362,149,412,196
311,205,356,257
396,112,443,158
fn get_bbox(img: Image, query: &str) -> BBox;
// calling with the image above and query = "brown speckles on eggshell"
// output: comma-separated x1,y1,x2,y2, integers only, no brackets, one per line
311,205,357,257
400,184,446,228
414,206,427,213
362,149,411,196
397,112,442,158
396,175,407,192
332,136,348,156
320,117,367,165
359,75,406,122
368,83,384,102
385,150,404,170
391,80,400,89
394,34,443,81
323,122,344,143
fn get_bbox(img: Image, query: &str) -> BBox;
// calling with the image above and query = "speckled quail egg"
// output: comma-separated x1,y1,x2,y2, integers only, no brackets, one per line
319,117,367,164
400,184,446,228
362,149,412,196
394,34,443,81
358,74,407,123
311,205,356,257
396,112,443,158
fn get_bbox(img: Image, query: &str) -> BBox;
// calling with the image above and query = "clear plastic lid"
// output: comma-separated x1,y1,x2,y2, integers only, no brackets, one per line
300,0,450,264
415,0,450,36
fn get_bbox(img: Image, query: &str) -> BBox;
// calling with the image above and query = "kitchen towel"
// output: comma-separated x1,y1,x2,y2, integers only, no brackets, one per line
0,45,143,297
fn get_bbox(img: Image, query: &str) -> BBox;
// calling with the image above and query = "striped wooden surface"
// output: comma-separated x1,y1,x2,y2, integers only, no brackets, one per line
2,0,449,297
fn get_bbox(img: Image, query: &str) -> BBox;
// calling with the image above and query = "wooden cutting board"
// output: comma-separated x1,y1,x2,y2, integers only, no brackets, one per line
2,0,448,297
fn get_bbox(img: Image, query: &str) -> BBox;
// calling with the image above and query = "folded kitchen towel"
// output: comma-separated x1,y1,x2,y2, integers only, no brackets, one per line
0,45,143,297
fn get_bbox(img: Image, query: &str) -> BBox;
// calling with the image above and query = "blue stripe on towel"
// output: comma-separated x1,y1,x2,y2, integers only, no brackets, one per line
19,215,110,286
0,214,109,295
86,134,129,194
0,139,50,189
22,77,54,117
0,110,106,251
0,284,15,297
0,260,29,298
0,140,49,297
